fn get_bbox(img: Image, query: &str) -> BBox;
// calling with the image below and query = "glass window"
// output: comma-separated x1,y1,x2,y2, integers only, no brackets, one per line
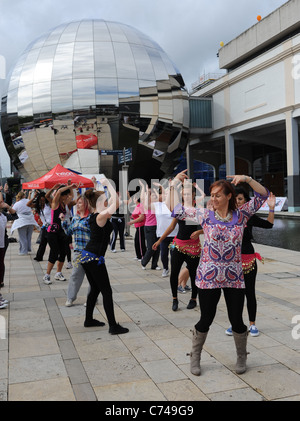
73,78,96,108
93,20,111,42
19,49,40,87
60,21,80,43
95,78,118,105
7,88,18,114
114,42,137,79
44,24,65,46
76,21,94,41
34,45,56,83
122,25,143,45
73,42,95,79
52,79,73,113
159,50,178,76
118,78,139,98
131,45,156,81
33,82,51,113
52,43,74,80
146,47,168,80
18,84,33,117
94,42,117,78
107,22,127,42
8,55,27,91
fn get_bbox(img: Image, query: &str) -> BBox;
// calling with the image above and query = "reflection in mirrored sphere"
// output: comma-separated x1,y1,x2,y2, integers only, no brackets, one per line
1,19,189,184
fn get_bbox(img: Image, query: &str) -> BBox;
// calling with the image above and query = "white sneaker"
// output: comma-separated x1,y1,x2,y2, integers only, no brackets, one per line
249,325,259,337
66,262,73,269
111,249,116,253
0,301,8,309
54,272,66,281
142,265,146,270
162,269,169,277
154,266,161,270
65,299,73,307
43,274,52,285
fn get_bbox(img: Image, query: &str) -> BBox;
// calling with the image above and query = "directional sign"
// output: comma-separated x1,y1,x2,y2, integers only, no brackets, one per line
118,148,132,164
100,149,123,155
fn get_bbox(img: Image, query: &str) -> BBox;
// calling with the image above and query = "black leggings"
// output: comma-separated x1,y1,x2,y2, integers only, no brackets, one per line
47,231,67,264
195,288,247,334
244,262,257,323
170,247,199,299
82,260,117,327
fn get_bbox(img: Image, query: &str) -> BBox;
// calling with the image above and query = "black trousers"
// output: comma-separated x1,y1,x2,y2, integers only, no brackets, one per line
170,247,199,299
244,262,258,322
195,288,247,334
134,226,146,259
35,227,48,261
82,260,117,327
141,225,160,269
110,217,125,250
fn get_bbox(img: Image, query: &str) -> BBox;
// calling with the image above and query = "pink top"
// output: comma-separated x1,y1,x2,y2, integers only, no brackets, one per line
131,203,145,228
144,209,156,226
139,204,156,226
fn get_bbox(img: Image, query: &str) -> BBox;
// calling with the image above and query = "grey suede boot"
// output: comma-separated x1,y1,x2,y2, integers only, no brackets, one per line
232,330,248,374
188,329,208,376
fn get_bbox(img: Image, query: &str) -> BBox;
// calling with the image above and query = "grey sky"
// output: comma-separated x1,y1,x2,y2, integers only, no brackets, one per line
0,0,289,178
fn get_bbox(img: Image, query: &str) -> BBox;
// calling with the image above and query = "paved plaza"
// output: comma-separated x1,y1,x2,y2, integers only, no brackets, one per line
0,231,300,402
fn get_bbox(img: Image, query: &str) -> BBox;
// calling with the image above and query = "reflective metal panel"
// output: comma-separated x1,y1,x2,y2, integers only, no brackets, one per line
1,19,189,183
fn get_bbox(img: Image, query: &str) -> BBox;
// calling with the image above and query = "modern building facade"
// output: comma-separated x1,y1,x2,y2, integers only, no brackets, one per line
0,19,189,186
190,0,300,212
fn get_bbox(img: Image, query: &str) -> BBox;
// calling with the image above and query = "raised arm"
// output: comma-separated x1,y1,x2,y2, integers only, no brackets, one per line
96,178,119,226
227,175,268,197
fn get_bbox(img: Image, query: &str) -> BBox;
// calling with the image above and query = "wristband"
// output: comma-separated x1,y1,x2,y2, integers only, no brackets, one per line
247,176,253,183
269,209,274,213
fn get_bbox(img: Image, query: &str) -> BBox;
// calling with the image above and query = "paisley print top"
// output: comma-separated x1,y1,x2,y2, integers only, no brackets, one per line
172,191,268,289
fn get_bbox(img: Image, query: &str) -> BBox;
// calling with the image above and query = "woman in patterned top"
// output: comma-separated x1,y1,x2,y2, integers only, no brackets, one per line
170,170,269,376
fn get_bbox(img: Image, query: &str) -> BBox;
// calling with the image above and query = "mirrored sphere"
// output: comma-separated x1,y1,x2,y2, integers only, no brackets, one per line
1,19,189,184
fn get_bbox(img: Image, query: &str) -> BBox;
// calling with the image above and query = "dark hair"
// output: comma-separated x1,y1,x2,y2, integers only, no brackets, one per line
34,191,49,213
235,187,250,202
84,189,104,209
209,180,237,211
58,186,71,197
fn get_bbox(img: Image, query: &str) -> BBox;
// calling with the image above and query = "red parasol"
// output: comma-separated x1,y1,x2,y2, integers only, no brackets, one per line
22,164,94,189
76,133,98,149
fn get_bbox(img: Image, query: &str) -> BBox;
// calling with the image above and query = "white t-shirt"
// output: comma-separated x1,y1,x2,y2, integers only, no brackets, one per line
153,201,178,237
0,213,7,248
39,204,52,226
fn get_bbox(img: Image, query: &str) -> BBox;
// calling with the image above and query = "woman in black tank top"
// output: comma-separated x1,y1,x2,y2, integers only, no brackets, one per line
80,181,129,335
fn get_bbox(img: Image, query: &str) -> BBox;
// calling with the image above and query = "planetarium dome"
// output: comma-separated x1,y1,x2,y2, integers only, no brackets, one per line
1,19,189,184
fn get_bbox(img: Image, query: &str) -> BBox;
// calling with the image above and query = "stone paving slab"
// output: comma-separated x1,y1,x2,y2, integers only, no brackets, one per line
0,232,300,402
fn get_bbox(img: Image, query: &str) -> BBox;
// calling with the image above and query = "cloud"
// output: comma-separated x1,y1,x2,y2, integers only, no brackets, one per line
0,0,288,91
